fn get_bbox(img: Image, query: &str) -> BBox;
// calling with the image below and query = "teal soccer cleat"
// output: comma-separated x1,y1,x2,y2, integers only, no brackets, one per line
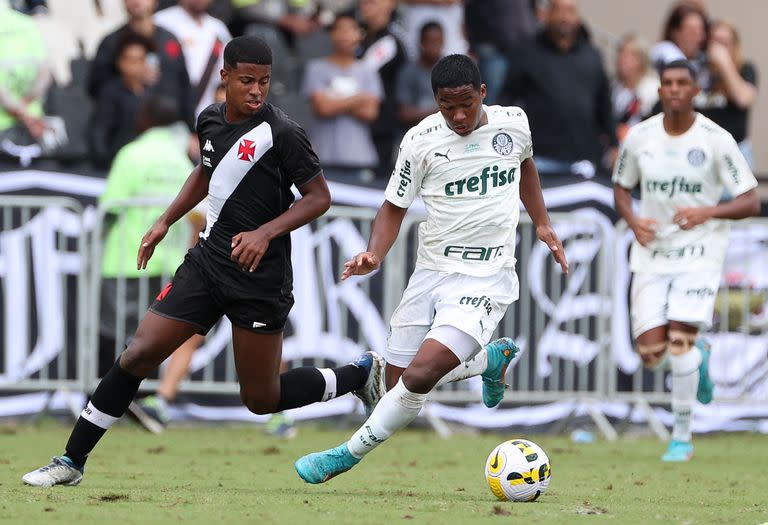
695,338,714,405
481,337,521,408
295,443,360,484
661,440,694,462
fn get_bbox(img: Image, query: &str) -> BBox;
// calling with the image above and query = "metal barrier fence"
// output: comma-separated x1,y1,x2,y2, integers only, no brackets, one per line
0,195,88,396
3,196,768,437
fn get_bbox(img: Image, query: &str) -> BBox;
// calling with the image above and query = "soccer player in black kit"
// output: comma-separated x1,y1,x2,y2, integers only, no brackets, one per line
22,36,386,487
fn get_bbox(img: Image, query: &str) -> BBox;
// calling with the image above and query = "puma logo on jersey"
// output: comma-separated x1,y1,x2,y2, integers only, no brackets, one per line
434,148,450,161
203,139,214,152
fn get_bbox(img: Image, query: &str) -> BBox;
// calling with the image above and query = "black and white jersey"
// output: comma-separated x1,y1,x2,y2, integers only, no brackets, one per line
196,102,322,295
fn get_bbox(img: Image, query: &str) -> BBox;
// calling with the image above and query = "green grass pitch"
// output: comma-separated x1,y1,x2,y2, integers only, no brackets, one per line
1,422,766,524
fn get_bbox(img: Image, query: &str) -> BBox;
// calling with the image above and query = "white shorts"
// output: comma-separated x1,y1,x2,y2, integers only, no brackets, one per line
386,267,519,368
630,270,721,338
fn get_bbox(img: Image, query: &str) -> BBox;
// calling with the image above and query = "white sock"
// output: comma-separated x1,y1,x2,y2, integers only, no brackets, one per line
670,349,701,442
347,378,427,459
317,368,337,401
435,350,488,388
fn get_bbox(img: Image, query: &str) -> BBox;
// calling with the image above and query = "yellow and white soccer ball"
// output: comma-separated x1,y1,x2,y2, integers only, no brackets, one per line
484,439,552,502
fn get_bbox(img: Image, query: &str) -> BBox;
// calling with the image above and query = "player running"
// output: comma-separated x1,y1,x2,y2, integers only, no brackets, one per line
22,36,385,487
613,59,759,462
295,54,569,484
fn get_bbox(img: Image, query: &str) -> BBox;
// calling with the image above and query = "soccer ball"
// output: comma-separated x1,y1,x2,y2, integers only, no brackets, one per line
484,439,552,502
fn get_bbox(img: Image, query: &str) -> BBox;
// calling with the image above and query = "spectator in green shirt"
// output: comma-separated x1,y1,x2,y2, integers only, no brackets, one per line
98,95,203,385
0,2,51,145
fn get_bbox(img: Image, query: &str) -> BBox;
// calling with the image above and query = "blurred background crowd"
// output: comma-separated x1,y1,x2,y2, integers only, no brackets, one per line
0,0,763,188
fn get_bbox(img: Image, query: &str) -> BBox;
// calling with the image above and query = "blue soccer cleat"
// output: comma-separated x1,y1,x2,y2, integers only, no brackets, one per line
481,337,521,408
695,338,714,405
295,443,360,484
661,440,693,462
351,351,386,416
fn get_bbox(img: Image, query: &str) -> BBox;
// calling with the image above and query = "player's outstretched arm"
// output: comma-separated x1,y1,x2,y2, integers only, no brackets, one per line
341,200,408,280
613,182,658,247
137,164,209,270
231,173,331,272
520,158,568,274
673,188,760,230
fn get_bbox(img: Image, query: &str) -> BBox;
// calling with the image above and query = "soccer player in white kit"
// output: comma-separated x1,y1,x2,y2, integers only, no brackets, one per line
613,60,759,462
295,54,569,483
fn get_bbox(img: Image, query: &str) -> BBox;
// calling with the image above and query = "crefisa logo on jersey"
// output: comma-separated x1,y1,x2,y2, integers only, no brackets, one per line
492,132,514,156
687,148,706,166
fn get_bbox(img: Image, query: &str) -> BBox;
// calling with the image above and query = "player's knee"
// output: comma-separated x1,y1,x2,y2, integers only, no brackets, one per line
668,329,696,355
118,344,155,377
240,389,279,415
401,363,441,394
637,341,667,369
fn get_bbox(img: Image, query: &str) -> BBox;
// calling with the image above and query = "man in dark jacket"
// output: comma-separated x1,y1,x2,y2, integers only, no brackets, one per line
465,0,538,105
357,0,407,180
504,0,617,178
88,0,194,130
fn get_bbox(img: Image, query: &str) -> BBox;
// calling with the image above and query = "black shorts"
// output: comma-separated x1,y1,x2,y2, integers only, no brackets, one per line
150,246,294,334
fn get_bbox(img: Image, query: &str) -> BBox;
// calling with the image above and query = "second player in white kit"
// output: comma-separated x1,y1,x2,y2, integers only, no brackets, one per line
613,60,759,462
295,54,568,484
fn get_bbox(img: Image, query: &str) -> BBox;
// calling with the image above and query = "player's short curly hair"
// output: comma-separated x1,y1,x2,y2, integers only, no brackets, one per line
659,58,697,80
431,54,482,96
224,35,273,68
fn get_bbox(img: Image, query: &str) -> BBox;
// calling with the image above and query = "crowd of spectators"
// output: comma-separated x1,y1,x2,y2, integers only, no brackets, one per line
0,0,760,182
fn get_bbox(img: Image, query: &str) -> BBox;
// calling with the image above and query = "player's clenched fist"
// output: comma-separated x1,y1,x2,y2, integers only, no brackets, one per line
341,251,381,280
630,217,659,247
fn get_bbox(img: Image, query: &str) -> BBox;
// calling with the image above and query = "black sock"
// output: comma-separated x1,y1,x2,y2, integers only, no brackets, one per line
276,364,367,411
64,360,142,466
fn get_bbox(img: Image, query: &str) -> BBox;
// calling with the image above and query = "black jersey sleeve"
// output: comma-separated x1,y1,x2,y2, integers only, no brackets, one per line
275,120,323,188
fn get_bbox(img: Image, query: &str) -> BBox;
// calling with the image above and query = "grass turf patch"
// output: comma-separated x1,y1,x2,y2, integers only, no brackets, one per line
2,422,766,524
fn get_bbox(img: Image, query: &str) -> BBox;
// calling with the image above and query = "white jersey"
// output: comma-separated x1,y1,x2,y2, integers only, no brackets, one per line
154,6,231,117
613,113,757,274
384,105,533,277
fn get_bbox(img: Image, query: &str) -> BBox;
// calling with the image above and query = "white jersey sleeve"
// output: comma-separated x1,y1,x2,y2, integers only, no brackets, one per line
522,120,533,161
612,129,641,189
714,131,758,197
384,131,426,208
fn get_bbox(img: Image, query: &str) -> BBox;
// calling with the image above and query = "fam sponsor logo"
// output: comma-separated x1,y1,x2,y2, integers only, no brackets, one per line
395,159,412,197
444,165,516,196
645,176,702,198
650,244,705,260
492,132,514,156
459,295,492,315
417,124,442,137
444,244,504,261
464,143,480,154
